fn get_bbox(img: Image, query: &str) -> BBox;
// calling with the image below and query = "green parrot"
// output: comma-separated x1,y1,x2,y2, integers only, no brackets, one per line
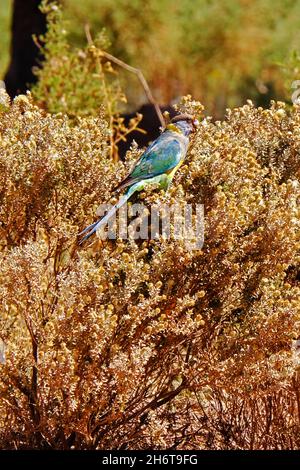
79,113,199,243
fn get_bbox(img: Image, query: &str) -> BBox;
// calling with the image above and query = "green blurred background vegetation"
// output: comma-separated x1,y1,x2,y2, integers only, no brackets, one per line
1,0,300,450
0,0,11,79
2,0,300,116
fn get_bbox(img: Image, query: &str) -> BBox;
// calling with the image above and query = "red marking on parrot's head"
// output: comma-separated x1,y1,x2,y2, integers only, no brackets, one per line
171,114,199,131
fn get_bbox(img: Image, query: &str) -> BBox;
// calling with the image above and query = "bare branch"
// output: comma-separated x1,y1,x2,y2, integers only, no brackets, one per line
85,24,165,128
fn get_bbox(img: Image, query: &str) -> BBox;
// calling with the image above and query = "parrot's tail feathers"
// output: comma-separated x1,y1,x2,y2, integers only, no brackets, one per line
79,193,132,245
78,216,107,244
111,176,138,193
79,232,92,245
78,222,100,244
78,220,99,237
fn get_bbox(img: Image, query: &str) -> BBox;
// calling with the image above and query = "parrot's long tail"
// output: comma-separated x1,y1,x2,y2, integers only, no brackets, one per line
78,182,142,244
78,193,130,244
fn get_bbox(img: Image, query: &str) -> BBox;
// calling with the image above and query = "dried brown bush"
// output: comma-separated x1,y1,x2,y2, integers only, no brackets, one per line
0,92,300,449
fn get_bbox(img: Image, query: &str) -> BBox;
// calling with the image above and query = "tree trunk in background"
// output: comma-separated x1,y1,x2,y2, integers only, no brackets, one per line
3,2,174,153
4,0,47,98
118,104,176,159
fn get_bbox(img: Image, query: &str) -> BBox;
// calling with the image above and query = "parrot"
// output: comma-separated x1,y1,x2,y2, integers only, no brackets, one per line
79,113,199,243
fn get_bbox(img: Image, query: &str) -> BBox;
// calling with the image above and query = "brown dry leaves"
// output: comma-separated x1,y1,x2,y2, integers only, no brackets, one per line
0,94,300,449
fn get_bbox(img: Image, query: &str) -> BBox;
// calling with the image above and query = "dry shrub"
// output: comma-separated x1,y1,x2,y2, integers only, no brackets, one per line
0,93,300,449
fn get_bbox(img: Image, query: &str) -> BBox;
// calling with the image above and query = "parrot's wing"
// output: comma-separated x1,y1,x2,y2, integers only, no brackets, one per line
114,134,182,192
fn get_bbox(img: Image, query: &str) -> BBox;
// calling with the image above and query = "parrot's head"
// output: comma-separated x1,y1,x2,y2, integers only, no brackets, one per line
168,114,199,137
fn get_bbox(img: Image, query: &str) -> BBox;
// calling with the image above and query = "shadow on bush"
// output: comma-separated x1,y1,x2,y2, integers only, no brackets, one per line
0,91,300,449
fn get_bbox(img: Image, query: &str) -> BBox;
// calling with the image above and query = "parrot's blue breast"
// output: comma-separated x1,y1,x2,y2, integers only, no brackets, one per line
130,130,188,182
79,121,193,243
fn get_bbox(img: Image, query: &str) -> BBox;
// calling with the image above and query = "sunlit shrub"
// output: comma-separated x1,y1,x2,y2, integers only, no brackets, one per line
32,1,143,161
63,0,300,116
0,91,300,449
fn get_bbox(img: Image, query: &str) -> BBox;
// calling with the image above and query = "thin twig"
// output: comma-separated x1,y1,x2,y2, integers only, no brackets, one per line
85,24,165,129
99,50,165,128
85,25,115,160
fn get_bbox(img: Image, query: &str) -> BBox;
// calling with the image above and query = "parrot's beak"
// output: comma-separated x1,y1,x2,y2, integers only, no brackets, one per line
192,118,200,130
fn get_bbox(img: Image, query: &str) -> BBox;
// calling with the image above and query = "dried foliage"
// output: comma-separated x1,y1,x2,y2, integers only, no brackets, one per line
0,92,300,450
32,1,145,161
